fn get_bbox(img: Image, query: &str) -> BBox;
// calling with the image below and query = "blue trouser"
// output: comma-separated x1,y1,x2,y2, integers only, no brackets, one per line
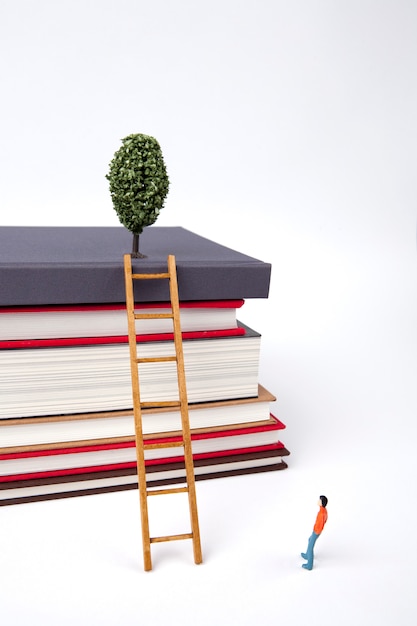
304,531,319,568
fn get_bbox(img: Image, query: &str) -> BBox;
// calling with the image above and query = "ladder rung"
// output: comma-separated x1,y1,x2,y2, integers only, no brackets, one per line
136,356,177,364
140,401,181,409
132,272,170,280
144,440,184,450
134,313,173,320
147,486,189,496
150,533,193,544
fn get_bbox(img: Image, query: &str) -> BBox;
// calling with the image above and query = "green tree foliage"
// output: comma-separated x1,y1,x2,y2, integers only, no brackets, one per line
106,134,170,236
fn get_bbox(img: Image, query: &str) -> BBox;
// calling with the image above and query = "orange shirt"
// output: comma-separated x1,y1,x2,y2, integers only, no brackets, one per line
313,506,328,534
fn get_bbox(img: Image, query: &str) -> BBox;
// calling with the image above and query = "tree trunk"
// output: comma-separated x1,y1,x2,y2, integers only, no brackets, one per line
131,233,146,258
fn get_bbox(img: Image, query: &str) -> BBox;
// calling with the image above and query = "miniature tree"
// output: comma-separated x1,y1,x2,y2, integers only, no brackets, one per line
106,133,170,257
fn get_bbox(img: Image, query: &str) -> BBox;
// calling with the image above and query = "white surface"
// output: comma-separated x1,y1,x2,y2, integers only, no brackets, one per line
1,1,416,624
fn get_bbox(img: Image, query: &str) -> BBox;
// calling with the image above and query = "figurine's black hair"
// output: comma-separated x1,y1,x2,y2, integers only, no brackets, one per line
320,495,328,507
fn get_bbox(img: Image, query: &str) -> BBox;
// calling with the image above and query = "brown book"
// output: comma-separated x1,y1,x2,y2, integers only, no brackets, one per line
0,385,276,453
0,416,286,480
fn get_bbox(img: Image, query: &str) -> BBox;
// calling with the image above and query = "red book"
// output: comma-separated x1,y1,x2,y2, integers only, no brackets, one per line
0,416,285,482
0,300,245,349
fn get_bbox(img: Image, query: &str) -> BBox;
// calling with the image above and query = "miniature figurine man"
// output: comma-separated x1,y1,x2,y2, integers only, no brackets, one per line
301,495,328,570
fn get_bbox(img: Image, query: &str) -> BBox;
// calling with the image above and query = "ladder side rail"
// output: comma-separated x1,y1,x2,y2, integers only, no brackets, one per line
124,254,153,571
167,255,203,565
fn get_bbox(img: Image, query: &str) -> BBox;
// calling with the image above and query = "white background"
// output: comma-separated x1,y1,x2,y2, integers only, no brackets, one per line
1,1,416,624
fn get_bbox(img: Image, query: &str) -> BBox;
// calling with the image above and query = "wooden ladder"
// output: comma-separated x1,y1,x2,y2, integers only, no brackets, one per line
123,253,203,571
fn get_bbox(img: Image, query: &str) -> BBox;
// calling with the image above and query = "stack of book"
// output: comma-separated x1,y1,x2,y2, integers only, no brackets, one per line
0,226,290,505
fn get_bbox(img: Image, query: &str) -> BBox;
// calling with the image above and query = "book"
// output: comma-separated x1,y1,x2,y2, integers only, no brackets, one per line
0,323,261,418
0,447,290,506
0,416,285,481
0,299,244,344
0,226,290,505
0,385,276,452
0,226,271,306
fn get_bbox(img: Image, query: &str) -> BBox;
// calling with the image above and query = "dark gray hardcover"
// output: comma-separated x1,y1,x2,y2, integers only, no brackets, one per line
0,226,271,305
